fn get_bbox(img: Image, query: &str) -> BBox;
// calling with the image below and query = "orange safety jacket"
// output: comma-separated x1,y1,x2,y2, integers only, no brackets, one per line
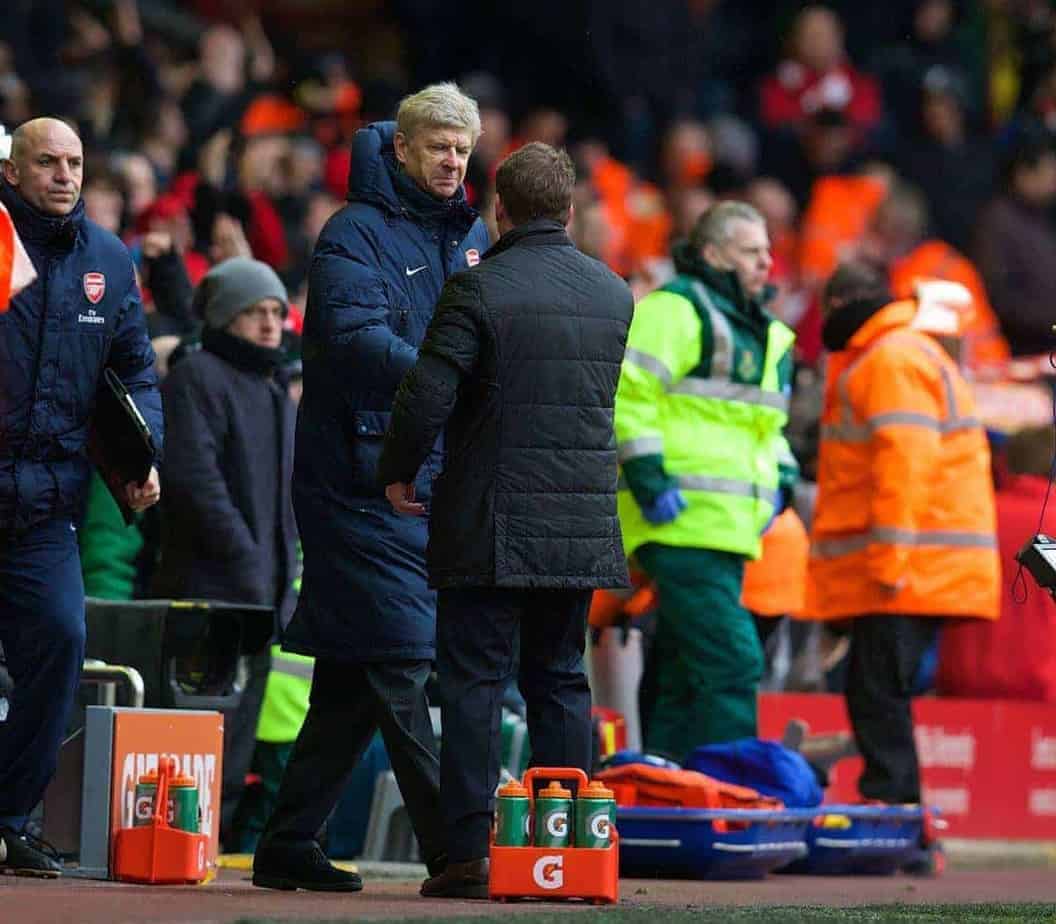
806,301,999,621
742,507,809,617
798,174,888,287
595,763,782,811
890,240,1011,373
0,202,36,312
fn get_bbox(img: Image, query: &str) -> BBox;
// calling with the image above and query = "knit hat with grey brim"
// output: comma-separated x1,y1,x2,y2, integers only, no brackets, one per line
193,256,288,330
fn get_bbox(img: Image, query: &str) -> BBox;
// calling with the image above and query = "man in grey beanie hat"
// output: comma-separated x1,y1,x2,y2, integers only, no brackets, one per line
154,257,299,849
194,256,289,338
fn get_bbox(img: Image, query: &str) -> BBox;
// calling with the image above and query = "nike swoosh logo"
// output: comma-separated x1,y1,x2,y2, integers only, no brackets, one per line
405,266,428,277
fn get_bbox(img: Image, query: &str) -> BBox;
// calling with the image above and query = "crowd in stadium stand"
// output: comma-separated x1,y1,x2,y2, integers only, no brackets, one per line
3,0,1056,860
2,0,1054,689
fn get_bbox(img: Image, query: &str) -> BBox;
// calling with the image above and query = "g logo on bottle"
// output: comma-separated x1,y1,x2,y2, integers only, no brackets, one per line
134,795,154,821
591,814,610,840
532,854,564,890
546,811,568,838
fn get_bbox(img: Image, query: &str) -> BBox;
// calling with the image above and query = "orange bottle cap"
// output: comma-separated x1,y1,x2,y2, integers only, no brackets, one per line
498,780,530,798
581,781,615,800
538,781,572,799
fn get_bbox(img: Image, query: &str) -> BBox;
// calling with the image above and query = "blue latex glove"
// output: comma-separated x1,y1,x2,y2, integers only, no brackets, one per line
642,488,687,525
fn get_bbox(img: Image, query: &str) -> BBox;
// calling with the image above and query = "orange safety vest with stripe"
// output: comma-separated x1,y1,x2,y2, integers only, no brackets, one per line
806,300,999,621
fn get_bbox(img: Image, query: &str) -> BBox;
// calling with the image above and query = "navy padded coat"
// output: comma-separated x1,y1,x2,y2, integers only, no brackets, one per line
283,121,490,661
0,182,163,533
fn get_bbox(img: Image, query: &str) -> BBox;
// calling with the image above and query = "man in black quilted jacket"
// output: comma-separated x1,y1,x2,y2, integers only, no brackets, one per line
379,141,633,899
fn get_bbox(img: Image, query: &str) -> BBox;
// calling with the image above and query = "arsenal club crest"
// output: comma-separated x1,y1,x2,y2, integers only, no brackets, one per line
83,272,106,305
465,248,480,267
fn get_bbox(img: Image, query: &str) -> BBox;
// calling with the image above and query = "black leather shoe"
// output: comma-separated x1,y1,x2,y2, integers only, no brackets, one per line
0,827,63,878
420,857,489,899
252,841,363,892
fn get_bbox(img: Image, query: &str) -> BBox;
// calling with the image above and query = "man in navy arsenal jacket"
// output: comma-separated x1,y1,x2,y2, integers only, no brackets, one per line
0,118,163,876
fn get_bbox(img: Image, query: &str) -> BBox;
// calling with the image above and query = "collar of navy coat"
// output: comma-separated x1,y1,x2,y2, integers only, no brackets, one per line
345,120,478,236
0,179,84,250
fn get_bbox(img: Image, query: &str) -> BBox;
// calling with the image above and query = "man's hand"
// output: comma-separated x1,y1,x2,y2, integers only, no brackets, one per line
140,231,175,259
210,213,252,264
385,481,426,516
125,467,160,512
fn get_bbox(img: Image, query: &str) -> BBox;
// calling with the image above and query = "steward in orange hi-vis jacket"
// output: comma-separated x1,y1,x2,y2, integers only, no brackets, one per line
807,261,998,807
0,201,36,311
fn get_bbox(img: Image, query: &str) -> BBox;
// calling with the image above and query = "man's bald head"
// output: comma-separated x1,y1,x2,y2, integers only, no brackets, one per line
3,118,84,216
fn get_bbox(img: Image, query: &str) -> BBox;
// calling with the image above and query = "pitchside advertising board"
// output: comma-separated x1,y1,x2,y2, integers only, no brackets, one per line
78,707,223,878
759,692,1056,839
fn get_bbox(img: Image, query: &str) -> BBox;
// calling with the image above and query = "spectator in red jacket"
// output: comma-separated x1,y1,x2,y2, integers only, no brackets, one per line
760,5,882,135
938,425,1056,702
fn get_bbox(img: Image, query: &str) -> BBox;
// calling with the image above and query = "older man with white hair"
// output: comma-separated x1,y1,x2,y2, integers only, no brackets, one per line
253,83,490,893
614,201,797,762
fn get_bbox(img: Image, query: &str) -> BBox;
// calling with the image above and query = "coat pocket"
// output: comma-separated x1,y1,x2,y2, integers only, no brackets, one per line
348,409,391,492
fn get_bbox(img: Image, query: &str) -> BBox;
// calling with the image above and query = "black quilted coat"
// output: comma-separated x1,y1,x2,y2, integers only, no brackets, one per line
379,219,634,590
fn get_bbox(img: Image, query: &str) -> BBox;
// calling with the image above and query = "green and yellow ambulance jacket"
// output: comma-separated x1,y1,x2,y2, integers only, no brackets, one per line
614,246,797,560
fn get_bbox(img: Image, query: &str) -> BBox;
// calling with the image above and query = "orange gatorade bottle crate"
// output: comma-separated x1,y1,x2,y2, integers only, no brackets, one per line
489,767,619,904
112,756,209,884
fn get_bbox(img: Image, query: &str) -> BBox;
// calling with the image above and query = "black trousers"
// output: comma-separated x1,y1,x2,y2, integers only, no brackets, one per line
845,614,940,804
258,658,442,865
437,587,593,862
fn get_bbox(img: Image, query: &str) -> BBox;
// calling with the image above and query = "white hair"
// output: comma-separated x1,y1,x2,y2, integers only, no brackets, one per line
690,201,765,251
396,82,481,145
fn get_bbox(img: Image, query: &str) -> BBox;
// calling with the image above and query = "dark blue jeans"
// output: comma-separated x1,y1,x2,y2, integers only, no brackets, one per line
0,519,86,831
436,587,592,862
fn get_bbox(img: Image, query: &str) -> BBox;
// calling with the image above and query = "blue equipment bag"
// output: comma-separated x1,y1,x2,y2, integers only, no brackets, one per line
685,739,823,808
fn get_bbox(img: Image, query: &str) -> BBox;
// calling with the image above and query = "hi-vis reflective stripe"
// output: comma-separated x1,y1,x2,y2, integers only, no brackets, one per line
678,475,780,506
821,411,982,442
617,435,664,462
828,330,979,443
623,347,673,385
619,474,778,505
812,527,997,558
670,377,789,411
690,281,734,376
271,656,314,682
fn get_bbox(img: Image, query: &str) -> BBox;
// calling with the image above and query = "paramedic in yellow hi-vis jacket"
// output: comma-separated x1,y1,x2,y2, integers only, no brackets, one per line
615,202,797,761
